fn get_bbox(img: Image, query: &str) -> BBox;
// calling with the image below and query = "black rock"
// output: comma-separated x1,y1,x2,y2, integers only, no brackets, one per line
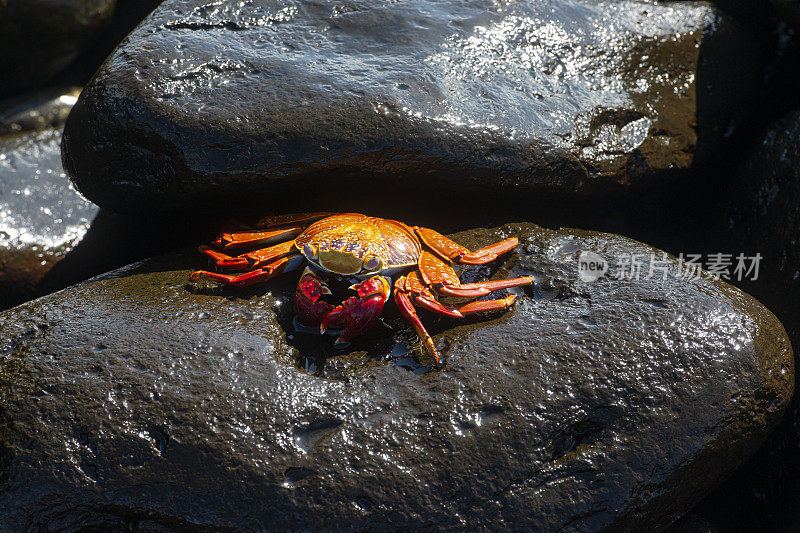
0,0,116,97
690,108,800,530
0,128,98,309
0,86,82,136
0,89,222,311
727,108,800,301
0,222,791,530
0,86,213,311
62,0,761,215
49,0,166,89
772,0,800,31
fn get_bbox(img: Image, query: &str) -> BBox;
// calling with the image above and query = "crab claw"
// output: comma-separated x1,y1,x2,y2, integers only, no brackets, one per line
320,276,391,347
294,268,334,327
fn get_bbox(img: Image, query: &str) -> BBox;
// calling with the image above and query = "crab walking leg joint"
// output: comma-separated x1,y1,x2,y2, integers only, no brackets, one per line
190,213,534,367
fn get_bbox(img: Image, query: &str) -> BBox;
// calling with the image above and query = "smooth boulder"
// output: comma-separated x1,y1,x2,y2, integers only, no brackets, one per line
726,108,800,301
62,0,760,214
0,0,116,96
0,128,98,309
700,107,800,528
0,222,792,530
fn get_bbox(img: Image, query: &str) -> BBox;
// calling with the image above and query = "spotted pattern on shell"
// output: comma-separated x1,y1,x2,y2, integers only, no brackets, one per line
295,214,421,273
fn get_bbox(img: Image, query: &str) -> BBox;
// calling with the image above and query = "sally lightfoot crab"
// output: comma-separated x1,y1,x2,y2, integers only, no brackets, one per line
190,213,534,367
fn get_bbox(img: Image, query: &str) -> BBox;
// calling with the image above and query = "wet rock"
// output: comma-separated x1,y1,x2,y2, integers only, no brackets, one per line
0,222,791,530
0,129,98,309
0,87,82,136
62,0,760,215
693,107,800,530
0,0,116,97
49,0,166,88
773,0,800,31
665,512,720,533
726,108,800,299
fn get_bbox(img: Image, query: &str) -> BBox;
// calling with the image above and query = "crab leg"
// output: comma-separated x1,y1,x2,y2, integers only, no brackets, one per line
458,294,517,315
211,212,333,251
418,250,534,297
394,291,442,367
418,251,461,286
438,277,534,298
254,212,333,229
414,226,519,265
413,294,463,318
458,238,519,265
396,272,463,318
190,253,303,287
212,226,304,250
394,273,521,367
199,240,296,270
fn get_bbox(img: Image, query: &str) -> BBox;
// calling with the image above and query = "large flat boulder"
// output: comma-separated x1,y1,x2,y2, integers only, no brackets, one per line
0,222,792,530
62,0,760,214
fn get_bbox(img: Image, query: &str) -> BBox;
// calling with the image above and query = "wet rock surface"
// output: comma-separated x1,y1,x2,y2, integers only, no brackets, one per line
0,86,82,136
0,223,791,530
690,107,800,530
62,0,760,214
49,0,166,89
726,108,800,300
773,0,800,31
0,128,98,309
0,0,116,97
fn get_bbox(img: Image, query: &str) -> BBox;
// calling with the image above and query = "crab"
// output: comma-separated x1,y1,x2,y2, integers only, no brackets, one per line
190,213,534,367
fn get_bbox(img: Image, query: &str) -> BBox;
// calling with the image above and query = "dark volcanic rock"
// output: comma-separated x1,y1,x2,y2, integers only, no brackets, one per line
62,0,760,215
0,222,791,530
49,0,166,88
696,108,800,529
0,86,82,136
0,0,116,97
773,0,800,31
727,108,800,300
0,128,98,309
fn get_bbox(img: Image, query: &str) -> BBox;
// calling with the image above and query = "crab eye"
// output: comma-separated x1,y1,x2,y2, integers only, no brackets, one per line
303,243,317,258
364,256,382,271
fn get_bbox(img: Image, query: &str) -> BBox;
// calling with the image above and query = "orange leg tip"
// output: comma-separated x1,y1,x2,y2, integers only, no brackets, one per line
199,246,251,270
216,235,234,248
457,237,520,265
458,294,517,315
457,253,497,265
426,342,443,367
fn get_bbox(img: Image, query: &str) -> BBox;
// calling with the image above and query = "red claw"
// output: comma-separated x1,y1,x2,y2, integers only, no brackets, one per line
294,268,334,327
320,276,391,347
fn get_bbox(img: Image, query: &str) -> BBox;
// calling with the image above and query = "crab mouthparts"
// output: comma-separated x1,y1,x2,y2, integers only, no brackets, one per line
317,249,363,275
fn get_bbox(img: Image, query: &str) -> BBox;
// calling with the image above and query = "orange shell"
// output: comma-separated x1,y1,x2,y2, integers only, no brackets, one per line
295,214,422,276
